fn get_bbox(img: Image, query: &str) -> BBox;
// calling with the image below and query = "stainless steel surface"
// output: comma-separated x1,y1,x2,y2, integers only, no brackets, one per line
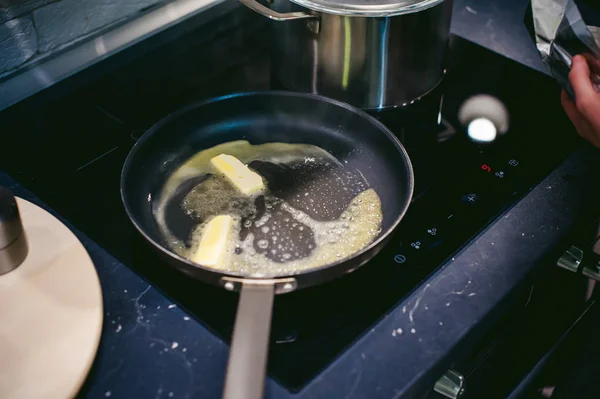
288,0,443,16
239,0,317,21
259,0,452,109
433,369,465,399
556,244,600,282
0,187,21,248
0,233,28,275
557,245,584,273
0,187,28,275
222,283,275,399
582,262,600,281
221,276,297,293
0,0,233,113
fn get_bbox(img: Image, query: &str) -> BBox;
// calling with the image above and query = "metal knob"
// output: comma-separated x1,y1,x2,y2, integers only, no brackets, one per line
0,186,28,274
556,244,600,282
557,245,583,273
434,369,465,399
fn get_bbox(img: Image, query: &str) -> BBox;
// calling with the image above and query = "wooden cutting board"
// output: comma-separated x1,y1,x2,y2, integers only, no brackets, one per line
0,198,103,399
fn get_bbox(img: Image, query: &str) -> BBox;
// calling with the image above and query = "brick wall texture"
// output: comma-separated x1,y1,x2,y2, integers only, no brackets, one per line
0,0,167,75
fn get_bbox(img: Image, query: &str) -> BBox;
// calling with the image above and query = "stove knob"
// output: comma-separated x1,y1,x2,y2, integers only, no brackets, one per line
556,245,583,273
556,244,600,282
0,186,28,275
434,369,465,399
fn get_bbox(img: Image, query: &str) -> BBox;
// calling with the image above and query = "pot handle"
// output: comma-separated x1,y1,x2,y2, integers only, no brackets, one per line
222,282,275,399
239,0,320,32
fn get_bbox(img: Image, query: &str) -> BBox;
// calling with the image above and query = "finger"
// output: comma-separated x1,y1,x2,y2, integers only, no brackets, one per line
561,89,585,132
570,55,598,107
579,53,600,80
580,53,600,68
561,90,598,144
561,89,578,119
574,117,599,147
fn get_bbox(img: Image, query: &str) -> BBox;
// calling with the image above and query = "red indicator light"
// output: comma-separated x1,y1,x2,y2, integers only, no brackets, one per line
481,164,492,172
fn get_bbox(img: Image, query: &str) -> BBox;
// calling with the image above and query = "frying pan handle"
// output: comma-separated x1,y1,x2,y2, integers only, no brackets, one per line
223,283,275,399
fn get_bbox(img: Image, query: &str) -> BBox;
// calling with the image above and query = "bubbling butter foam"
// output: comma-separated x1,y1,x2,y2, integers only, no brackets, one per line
154,140,383,276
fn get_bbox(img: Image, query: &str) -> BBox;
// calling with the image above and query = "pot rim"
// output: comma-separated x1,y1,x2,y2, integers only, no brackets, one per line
287,0,445,17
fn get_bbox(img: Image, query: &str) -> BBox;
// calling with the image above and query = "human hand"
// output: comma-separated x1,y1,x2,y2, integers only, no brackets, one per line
561,54,600,148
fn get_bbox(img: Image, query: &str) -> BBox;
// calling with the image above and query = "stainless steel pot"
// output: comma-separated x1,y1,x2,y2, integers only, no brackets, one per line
240,0,453,109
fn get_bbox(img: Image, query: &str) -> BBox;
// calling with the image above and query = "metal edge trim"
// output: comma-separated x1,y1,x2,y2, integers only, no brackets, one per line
286,0,443,17
0,0,230,113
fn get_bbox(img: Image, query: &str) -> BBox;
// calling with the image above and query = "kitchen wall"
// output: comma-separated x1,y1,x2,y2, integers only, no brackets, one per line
0,0,170,77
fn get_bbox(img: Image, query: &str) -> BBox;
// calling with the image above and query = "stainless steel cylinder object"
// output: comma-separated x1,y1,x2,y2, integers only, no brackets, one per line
0,186,28,274
556,242,600,282
434,369,465,399
240,0,453,109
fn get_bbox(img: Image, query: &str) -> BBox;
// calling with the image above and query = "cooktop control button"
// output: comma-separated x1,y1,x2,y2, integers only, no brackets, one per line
393,254,407,264
462,193,479,204
409,240,422,250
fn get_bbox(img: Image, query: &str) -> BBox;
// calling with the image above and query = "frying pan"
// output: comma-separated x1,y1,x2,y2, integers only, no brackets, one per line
121,91,414,398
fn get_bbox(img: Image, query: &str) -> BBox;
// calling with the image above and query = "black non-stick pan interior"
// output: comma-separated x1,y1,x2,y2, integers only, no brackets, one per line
121,91,413,281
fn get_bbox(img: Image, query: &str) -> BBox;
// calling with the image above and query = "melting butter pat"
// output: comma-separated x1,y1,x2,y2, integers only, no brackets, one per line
190,215,234,268
210,154,265,196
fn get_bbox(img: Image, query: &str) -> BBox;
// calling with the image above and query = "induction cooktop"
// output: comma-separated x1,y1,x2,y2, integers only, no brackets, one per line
0,13,581,391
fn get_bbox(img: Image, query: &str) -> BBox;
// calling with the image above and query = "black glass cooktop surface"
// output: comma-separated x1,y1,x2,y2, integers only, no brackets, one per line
0,14,582,391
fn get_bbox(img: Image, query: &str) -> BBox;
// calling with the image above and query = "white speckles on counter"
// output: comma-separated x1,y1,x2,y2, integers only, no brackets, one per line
168,392,174,397
392,328,403,337
446,302,451,307
171,342,179,349
410,328,416,334
124,289,128,293
468,293,477,297
168,304,176,309
182,348,187,352
105,392,111,397
183,316,190,321
408,296,422,323
157,306,161,309
439,321,443,326
466,5,477,14
115,324,122,333
402,305,407,314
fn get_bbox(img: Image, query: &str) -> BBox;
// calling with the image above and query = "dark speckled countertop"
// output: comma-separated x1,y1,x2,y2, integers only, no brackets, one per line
2,1,600,398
